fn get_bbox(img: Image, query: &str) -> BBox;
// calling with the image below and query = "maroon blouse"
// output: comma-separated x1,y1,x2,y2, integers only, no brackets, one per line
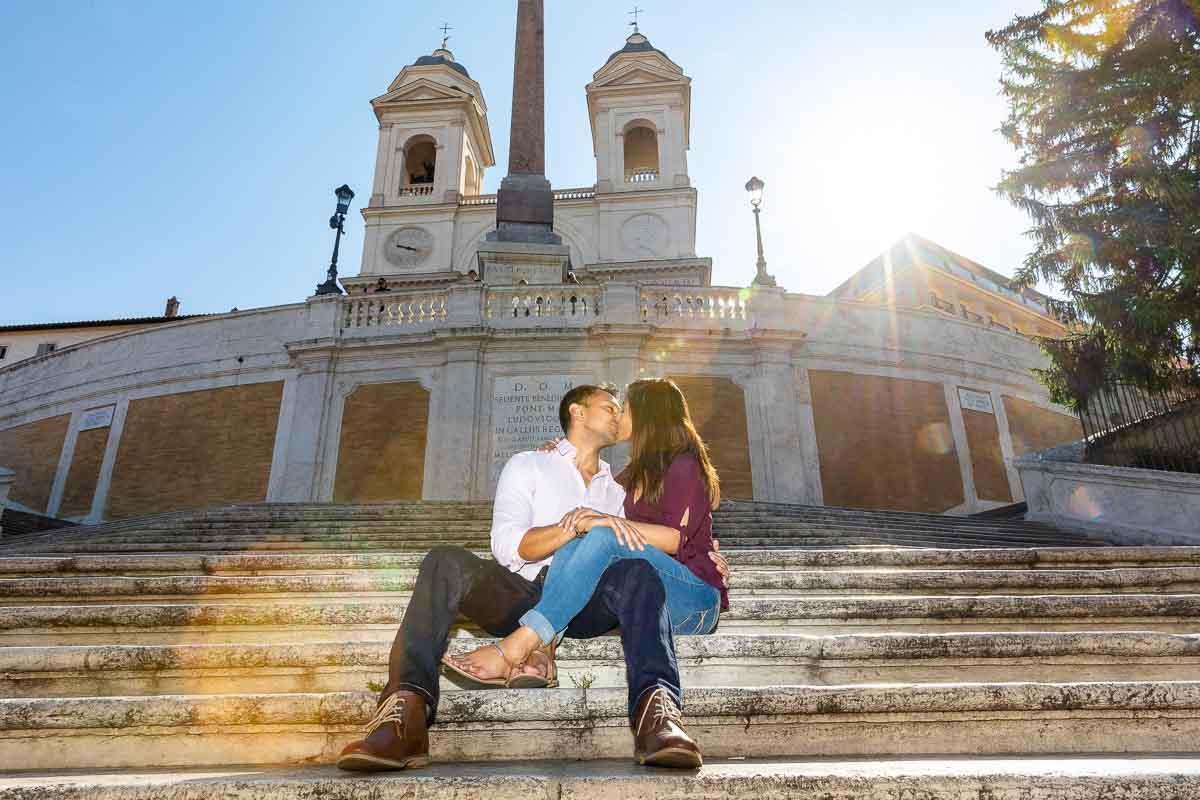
621,452,729,611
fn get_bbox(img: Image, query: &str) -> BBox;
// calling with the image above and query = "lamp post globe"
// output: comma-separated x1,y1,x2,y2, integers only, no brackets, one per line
745,176,776,288
316,183,356,297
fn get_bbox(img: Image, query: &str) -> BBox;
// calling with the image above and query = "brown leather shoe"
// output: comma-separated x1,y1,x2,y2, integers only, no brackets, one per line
631,688,702,768
336,690,430,771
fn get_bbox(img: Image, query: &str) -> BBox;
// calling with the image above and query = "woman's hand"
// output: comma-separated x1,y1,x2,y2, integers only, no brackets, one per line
536,438,562,453
709,538,730,586
559,507,603,536
602,516,648,551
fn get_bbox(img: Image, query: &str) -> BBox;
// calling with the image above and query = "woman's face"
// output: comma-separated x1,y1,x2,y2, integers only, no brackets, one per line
617,398,633,442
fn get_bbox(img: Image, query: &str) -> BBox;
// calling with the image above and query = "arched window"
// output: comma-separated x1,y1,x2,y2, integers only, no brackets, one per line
624,123,659,184
401,136,437,196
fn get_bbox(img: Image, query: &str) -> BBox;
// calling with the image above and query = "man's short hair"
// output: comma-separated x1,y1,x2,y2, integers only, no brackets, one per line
558,383,619,435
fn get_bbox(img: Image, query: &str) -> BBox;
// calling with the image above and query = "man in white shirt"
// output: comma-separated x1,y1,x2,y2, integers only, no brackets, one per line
338,384,710,771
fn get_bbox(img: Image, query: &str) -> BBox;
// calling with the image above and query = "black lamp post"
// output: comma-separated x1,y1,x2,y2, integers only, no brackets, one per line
315,184,356,296
745,176,777,288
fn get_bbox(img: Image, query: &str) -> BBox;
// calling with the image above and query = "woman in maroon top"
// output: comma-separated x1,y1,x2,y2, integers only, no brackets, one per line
445,378,725,687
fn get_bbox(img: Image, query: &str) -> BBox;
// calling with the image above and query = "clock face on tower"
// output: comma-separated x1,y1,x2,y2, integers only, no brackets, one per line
620,213,668,258
383,226,434,268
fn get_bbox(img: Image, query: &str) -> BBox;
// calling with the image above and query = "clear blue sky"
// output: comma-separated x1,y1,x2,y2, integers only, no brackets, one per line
0,0,1045,325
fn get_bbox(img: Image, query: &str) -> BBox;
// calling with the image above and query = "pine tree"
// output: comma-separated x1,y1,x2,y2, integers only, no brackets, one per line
987,0,1200,407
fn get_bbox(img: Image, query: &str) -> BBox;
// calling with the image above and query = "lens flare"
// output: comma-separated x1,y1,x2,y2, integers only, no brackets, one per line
916,422,954,455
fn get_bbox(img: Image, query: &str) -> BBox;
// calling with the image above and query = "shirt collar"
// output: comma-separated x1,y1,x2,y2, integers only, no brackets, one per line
556,438,613,480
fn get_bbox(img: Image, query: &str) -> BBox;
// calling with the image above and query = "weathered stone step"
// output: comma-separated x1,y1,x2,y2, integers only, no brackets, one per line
2,594,1198,644
15,530,1089,555
3,566,1199,602
3,758,1198,800
3,631,1197,698
0,682,1197,769
2,547,1194,576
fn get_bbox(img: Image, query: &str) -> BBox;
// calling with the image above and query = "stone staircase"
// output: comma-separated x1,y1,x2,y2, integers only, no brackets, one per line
0,500,1197,797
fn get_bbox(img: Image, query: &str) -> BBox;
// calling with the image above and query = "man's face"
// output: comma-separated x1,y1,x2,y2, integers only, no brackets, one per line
573,391,622,446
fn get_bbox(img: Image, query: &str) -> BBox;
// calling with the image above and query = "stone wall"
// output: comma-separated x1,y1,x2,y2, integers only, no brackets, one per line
1003,396,1081,457
106,382,284,519
333,381,430,503
669,375,753,500
58,427,110,519
808,371,965,512
961,403,1013,503
0,414,70,513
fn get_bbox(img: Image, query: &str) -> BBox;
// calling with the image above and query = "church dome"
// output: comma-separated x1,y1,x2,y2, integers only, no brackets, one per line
604,32,669,65
412,47,471,78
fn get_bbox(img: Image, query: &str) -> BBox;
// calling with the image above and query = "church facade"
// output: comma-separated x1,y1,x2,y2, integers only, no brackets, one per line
0,34,1081,525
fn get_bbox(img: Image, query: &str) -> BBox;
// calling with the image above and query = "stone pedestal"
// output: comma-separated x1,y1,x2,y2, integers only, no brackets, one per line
477,240,570,285
0,466,14,537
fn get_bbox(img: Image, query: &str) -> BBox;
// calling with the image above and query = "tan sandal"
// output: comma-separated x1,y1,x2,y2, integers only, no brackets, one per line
509,641,558,689
441,643,514,689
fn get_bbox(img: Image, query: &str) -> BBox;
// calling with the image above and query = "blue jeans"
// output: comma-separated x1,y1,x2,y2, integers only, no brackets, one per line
520,526,721,646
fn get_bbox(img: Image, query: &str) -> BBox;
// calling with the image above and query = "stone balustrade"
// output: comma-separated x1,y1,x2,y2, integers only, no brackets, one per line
484,286,603,325
397,185,435,197
341,291,449,331
640,286,750,326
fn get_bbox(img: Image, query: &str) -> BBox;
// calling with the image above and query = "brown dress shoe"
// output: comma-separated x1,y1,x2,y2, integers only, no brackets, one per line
336,690,430,771
631,688,703,768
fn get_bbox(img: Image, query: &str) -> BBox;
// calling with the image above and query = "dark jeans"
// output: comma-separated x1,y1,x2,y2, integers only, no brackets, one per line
383,544,681,724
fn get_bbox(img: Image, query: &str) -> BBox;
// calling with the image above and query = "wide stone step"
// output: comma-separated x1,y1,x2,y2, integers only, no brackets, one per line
2,594,1198,644
3,631,1198,698
3,566,1199,602
1,547,1194,576
3,758,1197,800
0,682,1197,770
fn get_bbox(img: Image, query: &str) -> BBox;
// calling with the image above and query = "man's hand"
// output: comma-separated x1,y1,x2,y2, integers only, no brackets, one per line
709,538,730,586
558,507,602,537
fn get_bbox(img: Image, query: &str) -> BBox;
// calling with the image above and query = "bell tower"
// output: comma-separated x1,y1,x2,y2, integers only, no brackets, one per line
585,30,697,264
348,45,495,290
587,31,691,194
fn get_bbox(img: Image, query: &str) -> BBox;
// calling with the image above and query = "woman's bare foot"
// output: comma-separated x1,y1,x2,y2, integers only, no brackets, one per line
446,627,543,683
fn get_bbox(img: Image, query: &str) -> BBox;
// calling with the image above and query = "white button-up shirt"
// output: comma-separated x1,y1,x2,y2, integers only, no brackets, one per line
490,439,627,580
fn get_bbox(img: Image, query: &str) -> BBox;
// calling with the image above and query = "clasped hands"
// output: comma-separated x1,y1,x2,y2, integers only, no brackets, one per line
555,506,732,586
557,506,647,551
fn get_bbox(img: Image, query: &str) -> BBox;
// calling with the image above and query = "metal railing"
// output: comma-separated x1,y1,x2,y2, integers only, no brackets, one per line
1080,376,1200,473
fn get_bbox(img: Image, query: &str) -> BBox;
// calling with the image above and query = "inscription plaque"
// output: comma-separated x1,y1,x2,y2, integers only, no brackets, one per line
490,375,583,485
958,388,995,414
79,406,116,431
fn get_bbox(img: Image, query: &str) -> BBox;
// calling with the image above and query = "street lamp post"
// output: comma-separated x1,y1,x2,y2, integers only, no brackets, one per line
315,184,356,296
745,176,777,288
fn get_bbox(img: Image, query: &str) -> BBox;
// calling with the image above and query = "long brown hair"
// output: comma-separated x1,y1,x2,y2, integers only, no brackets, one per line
621,378,720,510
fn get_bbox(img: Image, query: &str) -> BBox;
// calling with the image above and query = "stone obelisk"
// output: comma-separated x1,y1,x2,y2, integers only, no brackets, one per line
479,0,570,282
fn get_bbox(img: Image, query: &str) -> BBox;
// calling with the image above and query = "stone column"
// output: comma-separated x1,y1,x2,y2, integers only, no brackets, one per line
746,333,815,504
426,341,485,501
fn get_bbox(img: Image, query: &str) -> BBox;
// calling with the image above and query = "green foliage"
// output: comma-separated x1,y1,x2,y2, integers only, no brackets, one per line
987,0,1200,404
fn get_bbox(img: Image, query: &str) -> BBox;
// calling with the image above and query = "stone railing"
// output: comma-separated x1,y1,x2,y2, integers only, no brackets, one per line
459,188,596,207
485,286,603,324
341,291,449,330
398,185,435,198
640,287,750,326
625,168,659,184
460,193,498,206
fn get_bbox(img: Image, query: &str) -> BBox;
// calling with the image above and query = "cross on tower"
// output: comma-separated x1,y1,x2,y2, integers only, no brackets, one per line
439,22,453,49
628,6,643,33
